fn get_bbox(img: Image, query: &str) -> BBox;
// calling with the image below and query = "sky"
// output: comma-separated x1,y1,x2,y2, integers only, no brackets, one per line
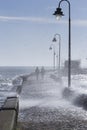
0,0,87,67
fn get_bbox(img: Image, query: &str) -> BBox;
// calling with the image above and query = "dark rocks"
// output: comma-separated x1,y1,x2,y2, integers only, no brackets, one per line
62,87,87,110
62,87,75,101
73,94,87,110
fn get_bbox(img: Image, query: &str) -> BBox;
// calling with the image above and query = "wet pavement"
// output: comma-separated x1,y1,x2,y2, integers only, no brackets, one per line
17,72,87,130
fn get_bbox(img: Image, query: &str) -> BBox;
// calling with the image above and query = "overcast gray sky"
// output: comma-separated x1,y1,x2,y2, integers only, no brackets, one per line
0,0,87,67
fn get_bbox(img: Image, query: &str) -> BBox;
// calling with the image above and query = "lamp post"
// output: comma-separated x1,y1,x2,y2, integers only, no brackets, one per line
52,34,61,71
53,0,71,88
49,44,56,70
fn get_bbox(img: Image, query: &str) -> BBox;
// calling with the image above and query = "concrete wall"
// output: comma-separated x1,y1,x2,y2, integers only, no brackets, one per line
0,96,19,130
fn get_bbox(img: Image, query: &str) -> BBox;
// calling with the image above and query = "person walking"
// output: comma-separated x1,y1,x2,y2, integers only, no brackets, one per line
41,67,45,79
35,67,40,80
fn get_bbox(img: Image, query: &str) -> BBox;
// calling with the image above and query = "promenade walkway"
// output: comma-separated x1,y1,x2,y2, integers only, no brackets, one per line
17,71,87,130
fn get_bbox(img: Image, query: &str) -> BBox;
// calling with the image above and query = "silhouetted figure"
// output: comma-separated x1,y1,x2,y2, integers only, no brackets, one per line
35,67,39,80
41,67,45,79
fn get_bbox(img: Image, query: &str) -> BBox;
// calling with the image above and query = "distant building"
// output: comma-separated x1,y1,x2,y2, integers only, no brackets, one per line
61,60,87,75
64,60,81,69
62,60,81,75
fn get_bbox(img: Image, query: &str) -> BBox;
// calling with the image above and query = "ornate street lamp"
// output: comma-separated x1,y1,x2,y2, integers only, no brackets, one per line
49,44,56,70
52,34,61,71
53,0,71,88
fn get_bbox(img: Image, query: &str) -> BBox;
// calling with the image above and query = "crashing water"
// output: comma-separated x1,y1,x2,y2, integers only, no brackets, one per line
19,73,87,109
0,66,34,107
0,67,87,129
17,72,87,130
19,72,87,116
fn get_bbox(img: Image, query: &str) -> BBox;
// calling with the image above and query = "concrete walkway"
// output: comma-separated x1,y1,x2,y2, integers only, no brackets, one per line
17,71,87,130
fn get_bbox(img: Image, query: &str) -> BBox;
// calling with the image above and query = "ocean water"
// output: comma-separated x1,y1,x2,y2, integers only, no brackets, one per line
0,66,35,107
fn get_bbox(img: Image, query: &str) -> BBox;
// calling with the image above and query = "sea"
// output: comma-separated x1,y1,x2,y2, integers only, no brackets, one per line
0,66,35,108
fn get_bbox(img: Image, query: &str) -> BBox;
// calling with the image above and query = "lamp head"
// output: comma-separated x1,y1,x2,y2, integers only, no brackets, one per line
53,7,64,20
49,46,52,50
52,37,57,42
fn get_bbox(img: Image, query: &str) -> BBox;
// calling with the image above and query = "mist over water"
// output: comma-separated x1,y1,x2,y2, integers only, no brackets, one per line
0,66,35,107
18,71,87,130
19,72,87,114
0,66,87,128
